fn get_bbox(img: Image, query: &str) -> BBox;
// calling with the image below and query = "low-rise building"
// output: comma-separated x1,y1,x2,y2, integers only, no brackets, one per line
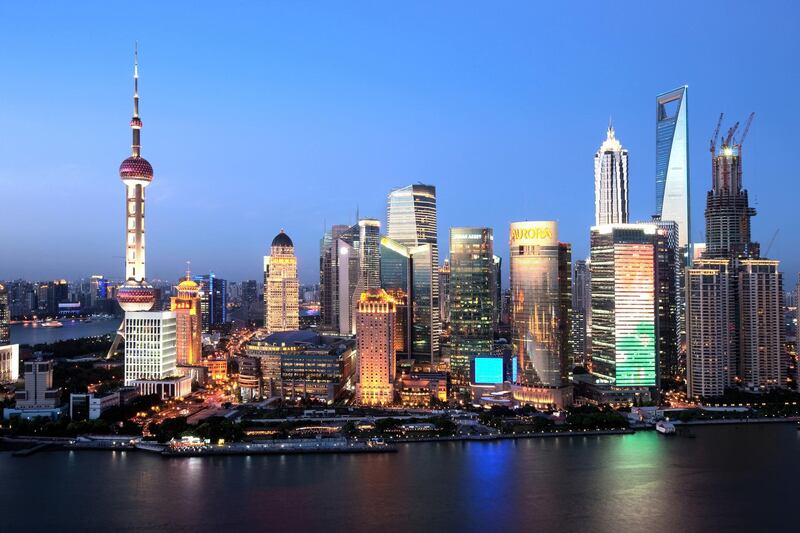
0,344,20,383
70,392,121,421
4,359,64,420
244,330,356,402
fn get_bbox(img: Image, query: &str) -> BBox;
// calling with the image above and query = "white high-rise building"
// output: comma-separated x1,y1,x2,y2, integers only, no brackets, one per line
594,125,629,226
124,311,178,384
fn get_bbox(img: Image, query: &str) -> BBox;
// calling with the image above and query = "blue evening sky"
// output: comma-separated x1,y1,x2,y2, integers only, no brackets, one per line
1,1,798,285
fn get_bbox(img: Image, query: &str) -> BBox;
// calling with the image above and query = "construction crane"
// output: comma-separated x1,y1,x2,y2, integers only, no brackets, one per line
710,113,724,153
736,112,755,147
724,121,739,147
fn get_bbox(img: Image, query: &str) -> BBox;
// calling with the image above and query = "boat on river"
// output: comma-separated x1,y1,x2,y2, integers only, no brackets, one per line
656,420,676,435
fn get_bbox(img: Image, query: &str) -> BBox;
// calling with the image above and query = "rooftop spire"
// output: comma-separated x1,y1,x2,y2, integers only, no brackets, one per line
185,260,192,281
130,42,142,157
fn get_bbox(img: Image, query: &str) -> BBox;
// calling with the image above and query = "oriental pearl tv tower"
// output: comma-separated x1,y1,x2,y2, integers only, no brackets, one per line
108,45,156,357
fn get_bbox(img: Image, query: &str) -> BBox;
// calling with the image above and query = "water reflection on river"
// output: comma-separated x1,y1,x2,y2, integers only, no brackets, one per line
2,424,798,532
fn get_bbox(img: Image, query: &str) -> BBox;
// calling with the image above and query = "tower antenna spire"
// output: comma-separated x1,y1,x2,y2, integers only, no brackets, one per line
130,42,142,157
186,260,192,280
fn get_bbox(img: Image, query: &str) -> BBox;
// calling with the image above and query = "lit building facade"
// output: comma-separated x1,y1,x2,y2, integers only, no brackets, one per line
0,283,9,345
652,220,681,382
380,236,412,356
439,259,451,325
0,344,20,383
387,184,440,361
449,227,495,378
356,289,397,406
123,311,178,385
319,220,381,335
245,330,356,402
264,230,300,334
594,125,629,225
13,360,61,409
655,86,691,250
509,221,571,388
738,259,784,390
570,260,590,367
686,259,733,398
194,273,227,333
170,275,202,366
590,224,657,388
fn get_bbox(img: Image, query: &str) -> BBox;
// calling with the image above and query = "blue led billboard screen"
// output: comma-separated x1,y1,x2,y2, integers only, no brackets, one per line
474,357,504,384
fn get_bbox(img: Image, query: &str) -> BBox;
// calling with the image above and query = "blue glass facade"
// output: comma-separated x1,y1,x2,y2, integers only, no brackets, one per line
655,86,691,249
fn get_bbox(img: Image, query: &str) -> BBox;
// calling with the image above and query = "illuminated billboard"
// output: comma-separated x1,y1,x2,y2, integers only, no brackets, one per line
473,357,504,384
509,221,558,247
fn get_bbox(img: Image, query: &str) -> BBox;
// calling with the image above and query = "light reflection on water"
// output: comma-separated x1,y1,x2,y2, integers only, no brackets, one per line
3,425,799,532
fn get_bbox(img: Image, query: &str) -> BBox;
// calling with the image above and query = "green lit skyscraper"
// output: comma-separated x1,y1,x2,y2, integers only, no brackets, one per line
449,227,494,378
589,224,658,388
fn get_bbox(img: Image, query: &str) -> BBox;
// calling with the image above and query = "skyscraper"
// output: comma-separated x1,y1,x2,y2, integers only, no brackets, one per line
509,221,571,388
686,114,785,394
705,113,759,260
570,260,590,367
356,289,397,405
594,125,629,226
124,310,190,398
0,283,9,345
438,259,451,326
590,224,658,388
379,236,412,355
686,259,733,398
738,259,785,389
387,184,440,361
652,220,681,382
170,273,202,366
194,273,227,333
357,219,382,292
319,219,381,335
449,227,495,379
656,86,691,250
264,230,299,334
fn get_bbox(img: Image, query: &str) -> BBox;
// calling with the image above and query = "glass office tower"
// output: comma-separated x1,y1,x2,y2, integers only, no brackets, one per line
449,227,495,378
509,221,571,387
590,224,658,388
656,86,691,251
194,273,227,333
387,184,440,361
380,236,412,356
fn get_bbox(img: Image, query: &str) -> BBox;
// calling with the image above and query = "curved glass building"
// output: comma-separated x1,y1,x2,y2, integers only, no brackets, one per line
509,221,571,387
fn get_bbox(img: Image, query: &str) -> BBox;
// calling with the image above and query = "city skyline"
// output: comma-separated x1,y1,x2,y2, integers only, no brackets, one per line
1,2,798,285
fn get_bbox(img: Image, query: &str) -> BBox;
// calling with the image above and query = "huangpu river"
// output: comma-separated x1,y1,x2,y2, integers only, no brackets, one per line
10,316,121,345
2,423,798,532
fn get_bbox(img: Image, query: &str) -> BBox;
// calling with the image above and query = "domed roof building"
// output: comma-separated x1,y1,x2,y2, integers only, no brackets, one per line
271,229,294,249
264,229,299,334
